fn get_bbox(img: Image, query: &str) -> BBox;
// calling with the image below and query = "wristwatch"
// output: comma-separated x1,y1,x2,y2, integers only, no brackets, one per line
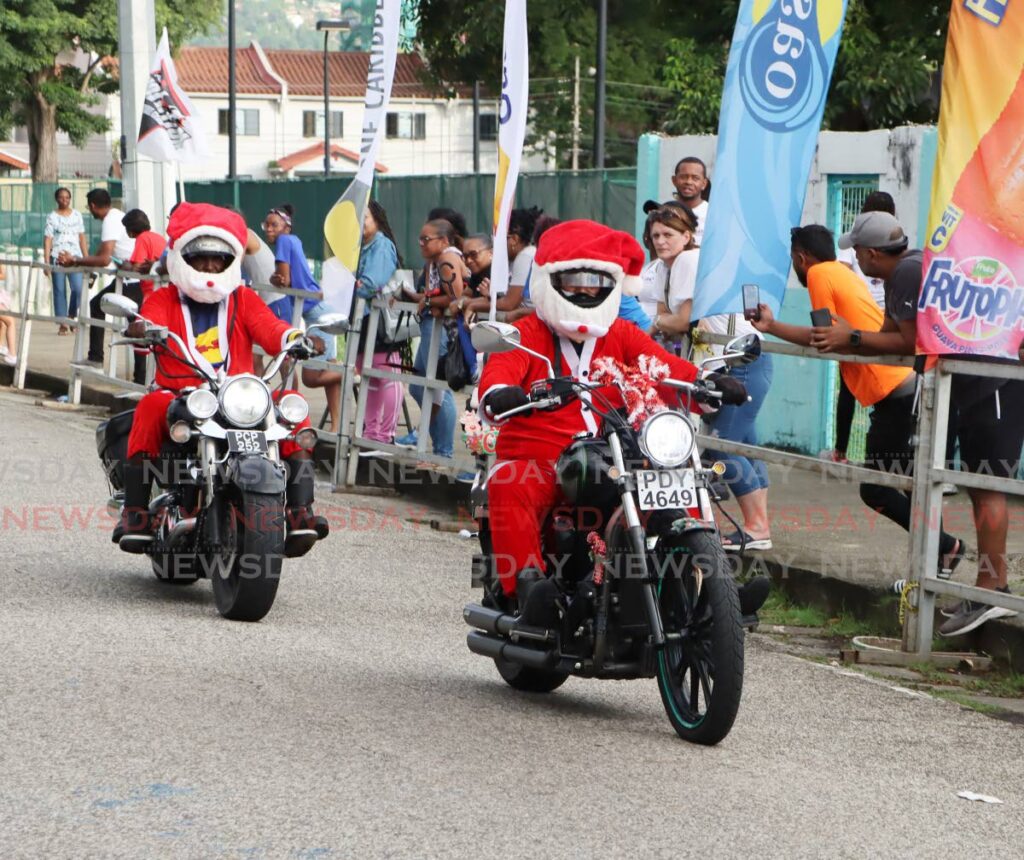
849,329,862,347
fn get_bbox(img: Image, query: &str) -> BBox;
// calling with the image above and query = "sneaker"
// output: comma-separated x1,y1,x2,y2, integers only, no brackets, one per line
2,354,16,367
938,595,1017,637
0,345,8,356
395,431,418,448
941,584,1009,618
942,483,959,496
819,449,848,464
456,471,476,484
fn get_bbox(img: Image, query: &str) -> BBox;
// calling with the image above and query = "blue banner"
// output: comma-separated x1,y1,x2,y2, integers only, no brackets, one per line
692,0,849,319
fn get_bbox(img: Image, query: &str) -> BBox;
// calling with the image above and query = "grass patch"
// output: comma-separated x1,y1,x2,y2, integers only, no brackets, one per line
909,662,1024,699
758,588,884,638
930,689,1006,715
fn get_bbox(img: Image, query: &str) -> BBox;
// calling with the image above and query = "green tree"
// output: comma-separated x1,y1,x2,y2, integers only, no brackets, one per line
0,0,219,181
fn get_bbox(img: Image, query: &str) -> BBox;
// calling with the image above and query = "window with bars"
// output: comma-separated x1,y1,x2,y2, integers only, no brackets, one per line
385,112,426,140
302,110,344,139
824,175,881,462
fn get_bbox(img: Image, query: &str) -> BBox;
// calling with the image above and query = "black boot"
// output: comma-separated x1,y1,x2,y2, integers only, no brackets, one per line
516,568,562,628
114,459,154,554
284,454,327,558
738,575,771,617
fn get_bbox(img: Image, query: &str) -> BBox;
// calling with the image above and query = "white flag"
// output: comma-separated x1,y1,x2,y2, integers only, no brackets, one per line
321,0,401,314
137,28,210,164
489,0,529,320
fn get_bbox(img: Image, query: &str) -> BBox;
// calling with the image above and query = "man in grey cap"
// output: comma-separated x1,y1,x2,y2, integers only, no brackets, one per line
810,211,919,356
813,211,1024,637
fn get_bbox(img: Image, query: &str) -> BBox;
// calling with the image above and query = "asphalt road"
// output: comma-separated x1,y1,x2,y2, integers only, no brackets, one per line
2,389,1022,858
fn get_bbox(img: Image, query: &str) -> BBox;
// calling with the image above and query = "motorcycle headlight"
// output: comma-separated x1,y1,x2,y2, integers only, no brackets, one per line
277,392,309,426
639,411,695,468
218,374,272,428
185,388,219,421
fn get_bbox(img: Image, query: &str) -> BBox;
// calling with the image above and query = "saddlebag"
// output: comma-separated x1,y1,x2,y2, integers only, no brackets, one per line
95,408,135,491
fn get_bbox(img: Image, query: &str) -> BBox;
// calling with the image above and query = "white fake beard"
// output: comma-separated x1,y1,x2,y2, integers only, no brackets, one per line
531,269,621,342
167,248,243,304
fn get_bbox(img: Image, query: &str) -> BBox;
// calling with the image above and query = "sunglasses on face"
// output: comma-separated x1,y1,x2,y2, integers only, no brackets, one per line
418,234,442,245
464,249,487,261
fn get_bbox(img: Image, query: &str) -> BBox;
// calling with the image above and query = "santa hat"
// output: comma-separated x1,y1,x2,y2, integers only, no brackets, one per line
166,202,247,304
535,219,645,296
167,202,247,257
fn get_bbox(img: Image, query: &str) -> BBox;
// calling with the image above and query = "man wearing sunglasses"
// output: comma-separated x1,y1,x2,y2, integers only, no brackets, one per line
478,220,750,625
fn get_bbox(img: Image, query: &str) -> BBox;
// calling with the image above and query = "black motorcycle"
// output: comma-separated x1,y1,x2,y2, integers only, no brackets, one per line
464,322,762,745
94,293,347,622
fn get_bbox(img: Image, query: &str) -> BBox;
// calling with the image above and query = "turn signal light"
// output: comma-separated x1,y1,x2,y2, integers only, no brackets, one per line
710,461,727,476
169,421,192,444
295,428,318,451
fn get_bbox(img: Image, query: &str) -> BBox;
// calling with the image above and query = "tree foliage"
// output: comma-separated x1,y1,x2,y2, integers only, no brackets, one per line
0,0,219,180
410,0,950,167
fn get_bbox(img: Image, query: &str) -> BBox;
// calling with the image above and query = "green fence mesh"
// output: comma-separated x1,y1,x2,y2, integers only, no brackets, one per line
0,181,116,255
1,169,636,269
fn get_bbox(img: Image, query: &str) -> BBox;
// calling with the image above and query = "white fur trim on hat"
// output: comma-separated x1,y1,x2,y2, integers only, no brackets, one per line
621,274,643,296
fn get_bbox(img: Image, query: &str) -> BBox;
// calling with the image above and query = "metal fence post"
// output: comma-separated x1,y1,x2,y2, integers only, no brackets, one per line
13,257,35,390
332,295,365,489
904,367,951,655
417,316,442,454
344,301,381,487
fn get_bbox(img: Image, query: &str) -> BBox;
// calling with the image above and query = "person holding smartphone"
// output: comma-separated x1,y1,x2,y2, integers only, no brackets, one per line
753,225,964,579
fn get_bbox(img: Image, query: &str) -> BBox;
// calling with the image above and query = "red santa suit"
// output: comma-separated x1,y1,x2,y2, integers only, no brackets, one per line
126,203,311,459
479,221,698,596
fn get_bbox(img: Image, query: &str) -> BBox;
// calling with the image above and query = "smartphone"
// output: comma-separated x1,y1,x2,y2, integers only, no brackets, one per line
810,308,833,327
742,283,760,321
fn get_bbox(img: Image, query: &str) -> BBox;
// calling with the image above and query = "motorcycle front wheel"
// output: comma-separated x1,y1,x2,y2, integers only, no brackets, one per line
211,492,284,622
656,531,744,745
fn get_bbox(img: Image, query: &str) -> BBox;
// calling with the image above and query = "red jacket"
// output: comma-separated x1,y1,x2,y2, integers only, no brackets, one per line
480,313,698,463
139,285,299,391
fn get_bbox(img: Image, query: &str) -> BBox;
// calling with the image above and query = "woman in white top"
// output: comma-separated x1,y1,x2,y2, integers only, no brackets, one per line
645,205,774,552
42,187,88,334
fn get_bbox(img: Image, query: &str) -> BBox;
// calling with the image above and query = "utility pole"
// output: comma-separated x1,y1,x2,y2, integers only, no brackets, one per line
116,0,171,230
472,80,481,174
323,28,331,177
571,55,581,171
228,0,237,180
593,0,607,170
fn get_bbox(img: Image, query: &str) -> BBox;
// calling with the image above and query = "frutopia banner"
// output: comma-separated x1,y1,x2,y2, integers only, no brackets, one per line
692,0,849,319
321,0,400,314
489,0,529,319
918,0,1024,359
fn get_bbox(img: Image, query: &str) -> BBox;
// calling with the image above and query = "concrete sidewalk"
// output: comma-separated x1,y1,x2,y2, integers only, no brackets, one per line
6,326,1024,653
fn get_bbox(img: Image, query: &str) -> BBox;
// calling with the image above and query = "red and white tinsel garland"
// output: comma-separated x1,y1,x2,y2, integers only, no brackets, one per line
588,353,672,429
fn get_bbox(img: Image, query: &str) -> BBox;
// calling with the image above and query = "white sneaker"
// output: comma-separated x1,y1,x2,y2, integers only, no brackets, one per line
942,483,958,496
0,345,8,356
2,354,16,366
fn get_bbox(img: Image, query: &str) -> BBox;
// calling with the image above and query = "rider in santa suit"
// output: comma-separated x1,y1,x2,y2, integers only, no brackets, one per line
114,202,327,556
478,220,753,624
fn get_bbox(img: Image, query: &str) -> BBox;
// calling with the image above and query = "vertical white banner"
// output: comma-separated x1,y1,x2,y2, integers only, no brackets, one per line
489,0,529,320
321,0,401,314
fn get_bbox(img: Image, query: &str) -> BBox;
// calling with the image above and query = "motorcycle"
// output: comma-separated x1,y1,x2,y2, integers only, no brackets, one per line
94,293,348,622
463,322,762,745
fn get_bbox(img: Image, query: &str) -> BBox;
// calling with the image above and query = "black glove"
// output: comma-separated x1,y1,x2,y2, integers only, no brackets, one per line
287,335,317,360
705,372,748,406
483,386,530,419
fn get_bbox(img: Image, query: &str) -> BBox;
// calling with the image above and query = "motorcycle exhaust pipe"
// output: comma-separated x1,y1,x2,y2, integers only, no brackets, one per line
466,631,559,670
463,605,553,643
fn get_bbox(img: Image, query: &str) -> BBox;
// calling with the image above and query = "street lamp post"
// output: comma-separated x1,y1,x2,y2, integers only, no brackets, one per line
316,19,353,179
594,0,607,170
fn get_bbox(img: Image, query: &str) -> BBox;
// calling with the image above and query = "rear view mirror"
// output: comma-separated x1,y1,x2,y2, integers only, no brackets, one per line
312,313,350,335
471,321,520,354
100,294,139,319
723,333,761,367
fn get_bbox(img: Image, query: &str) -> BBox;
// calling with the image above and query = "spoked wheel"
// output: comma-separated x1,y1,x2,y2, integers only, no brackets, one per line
210,492,284,622
656,531,744,744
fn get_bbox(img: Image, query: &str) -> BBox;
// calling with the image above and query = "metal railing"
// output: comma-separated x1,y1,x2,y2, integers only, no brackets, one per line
697,331,1024,658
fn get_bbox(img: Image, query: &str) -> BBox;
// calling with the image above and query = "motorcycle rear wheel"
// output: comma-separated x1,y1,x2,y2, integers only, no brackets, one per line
211,492,284,622
656,531,744,745
495,658,569,693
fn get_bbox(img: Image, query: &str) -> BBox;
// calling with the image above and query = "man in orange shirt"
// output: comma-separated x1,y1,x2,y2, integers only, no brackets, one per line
753,225,962,575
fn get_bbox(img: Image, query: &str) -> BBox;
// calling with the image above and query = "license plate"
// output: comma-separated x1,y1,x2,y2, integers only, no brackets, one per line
226,430,268,454
636,469,697,511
